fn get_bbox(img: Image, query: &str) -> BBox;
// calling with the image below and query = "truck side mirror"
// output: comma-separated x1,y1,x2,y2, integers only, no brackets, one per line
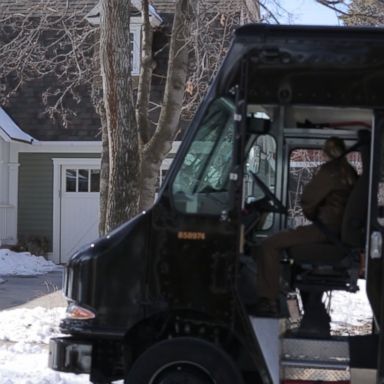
247,112,271,134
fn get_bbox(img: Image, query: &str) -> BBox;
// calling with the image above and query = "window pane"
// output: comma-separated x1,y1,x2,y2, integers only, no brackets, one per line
244,135,276,230
90,170,100,192
288,149,324,228
129,32,134,70
78,169,89,192
172,98,235,215
66,169,76,192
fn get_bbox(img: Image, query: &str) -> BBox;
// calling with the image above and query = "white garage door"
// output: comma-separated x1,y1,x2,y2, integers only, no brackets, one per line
60,165,100,263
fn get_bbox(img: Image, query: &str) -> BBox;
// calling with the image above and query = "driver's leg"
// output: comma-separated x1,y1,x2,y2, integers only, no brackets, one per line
253,224,327,315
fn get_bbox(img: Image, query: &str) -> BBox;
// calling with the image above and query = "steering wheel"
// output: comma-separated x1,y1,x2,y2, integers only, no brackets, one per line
248,170,287,214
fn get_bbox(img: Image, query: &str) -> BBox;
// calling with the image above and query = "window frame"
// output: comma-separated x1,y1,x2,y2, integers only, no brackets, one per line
130,19,141,76
170,97,237,216
64,167,101,194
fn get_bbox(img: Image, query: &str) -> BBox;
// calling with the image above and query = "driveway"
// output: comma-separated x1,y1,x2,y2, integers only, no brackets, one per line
0,269,65,310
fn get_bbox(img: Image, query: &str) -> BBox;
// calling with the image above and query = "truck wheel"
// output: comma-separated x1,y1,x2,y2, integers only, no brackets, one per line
125,337,244,384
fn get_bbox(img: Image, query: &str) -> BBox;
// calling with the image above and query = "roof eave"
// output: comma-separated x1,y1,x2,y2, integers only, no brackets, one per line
86,1,163,27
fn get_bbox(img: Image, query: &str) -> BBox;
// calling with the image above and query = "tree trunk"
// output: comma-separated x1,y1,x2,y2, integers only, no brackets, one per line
243,0,261,22
140,0,192,210
100,0,141,232
136,0,154,145
99,108,109,235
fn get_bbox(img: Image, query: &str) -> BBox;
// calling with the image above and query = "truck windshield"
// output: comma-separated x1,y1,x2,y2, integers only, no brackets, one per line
172,97,235,215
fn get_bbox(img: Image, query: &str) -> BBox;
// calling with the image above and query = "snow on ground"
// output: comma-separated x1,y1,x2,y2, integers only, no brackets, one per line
329,279,373,335
0,249,58,277
0,251,122,384
0,306,92,383
0,250,91,383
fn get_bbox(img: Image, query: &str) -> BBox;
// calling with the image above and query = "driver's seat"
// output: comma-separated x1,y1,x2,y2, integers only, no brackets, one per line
288,131,370,293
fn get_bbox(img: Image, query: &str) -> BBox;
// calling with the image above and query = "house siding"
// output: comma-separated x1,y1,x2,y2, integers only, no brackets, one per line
18,152,100,251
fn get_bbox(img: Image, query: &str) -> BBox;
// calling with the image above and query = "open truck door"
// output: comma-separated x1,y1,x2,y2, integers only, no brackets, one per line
367,111,384,383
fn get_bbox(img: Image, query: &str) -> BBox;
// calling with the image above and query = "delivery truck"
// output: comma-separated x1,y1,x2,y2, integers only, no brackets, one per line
49,24,384,384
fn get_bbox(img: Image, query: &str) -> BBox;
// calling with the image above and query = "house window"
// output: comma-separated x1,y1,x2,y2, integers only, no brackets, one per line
130,24,141,76
86,6,145,75
65,168,100,193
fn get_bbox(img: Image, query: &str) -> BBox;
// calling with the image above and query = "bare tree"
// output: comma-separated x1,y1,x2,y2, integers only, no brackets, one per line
138,0,194,210
3,0,294,235
136,0,270,211
316,0,384,26
341,0,384,25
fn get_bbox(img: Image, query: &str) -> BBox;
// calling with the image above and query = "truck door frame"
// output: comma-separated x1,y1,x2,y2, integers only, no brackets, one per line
366,110,384,383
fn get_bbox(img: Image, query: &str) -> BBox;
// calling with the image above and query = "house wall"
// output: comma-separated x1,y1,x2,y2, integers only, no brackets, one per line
18,152,100,252
0,138,17,245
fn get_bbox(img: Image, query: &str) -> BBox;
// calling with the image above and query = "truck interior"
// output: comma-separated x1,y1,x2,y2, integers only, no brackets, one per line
171,88,373,333
239,102,371,335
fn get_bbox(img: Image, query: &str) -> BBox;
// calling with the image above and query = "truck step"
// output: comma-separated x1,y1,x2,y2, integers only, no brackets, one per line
281,337,350,382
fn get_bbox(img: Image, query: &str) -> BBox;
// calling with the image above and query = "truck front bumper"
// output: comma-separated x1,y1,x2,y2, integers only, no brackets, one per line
49,336,92,374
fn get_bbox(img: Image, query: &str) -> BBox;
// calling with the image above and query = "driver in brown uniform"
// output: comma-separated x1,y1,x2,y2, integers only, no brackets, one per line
253,137,358,316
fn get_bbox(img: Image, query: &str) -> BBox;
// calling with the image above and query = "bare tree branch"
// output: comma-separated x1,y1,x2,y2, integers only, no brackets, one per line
315,0,349,16
0,0,98,127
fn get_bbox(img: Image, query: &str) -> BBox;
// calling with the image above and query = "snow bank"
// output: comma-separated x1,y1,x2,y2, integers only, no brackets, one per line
0,306,123,384
0,344,88,384
0,306,90,383
0,249,58,276
0,307,65,344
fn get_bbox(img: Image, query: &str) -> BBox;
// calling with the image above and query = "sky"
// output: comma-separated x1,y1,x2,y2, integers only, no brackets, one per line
279,0,341,25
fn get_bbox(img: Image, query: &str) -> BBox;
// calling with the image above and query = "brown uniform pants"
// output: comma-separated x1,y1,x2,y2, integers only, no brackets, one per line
256,224,328,300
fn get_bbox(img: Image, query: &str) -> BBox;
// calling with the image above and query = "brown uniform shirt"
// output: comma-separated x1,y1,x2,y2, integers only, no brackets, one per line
301,158,358,231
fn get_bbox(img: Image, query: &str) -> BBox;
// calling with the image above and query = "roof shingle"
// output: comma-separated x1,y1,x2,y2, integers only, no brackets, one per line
0,0,98,15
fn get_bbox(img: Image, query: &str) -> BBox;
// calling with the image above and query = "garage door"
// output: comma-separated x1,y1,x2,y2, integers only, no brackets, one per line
60,165,100,263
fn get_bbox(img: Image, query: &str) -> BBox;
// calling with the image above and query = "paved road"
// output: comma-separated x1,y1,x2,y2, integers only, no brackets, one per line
0,269,64,310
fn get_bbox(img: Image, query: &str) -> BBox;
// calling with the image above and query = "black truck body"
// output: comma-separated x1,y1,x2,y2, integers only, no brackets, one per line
49,24,384,384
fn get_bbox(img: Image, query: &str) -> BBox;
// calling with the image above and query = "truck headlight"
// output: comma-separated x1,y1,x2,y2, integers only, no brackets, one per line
66,303,95,320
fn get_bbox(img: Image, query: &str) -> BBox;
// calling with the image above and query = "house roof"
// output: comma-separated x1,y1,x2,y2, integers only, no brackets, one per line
153,0,175,13
0,108,35,144
0,0,98,15
2,0,166,19
86,0,163,27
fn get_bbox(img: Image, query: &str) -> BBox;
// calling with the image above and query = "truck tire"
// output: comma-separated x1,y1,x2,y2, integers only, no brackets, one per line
125,336,244,384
